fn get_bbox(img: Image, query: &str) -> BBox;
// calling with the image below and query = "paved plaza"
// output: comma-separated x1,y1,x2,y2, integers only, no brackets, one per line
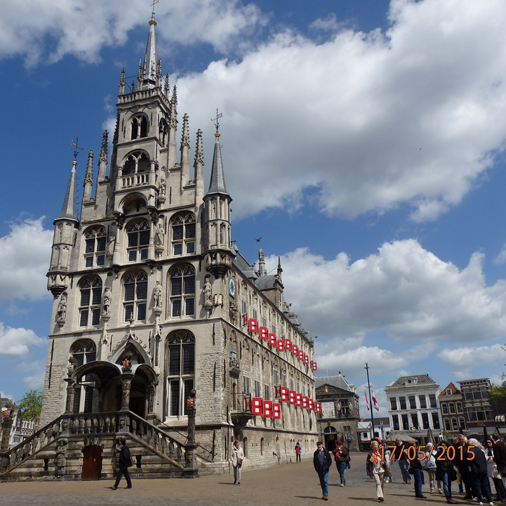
1,452,472,505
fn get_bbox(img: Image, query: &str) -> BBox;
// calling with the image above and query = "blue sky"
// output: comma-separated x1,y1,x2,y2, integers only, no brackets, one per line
2,0,506,415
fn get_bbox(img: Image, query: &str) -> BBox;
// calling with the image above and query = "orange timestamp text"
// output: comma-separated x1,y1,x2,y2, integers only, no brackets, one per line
381,445,475,461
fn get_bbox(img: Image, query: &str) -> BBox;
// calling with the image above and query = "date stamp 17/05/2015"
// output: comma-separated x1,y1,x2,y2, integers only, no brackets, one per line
381,445,476,462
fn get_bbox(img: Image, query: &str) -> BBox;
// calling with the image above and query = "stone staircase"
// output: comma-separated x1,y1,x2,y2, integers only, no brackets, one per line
0,411,207,481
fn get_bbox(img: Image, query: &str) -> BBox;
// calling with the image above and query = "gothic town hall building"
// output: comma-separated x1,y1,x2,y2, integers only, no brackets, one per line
0,15,318,481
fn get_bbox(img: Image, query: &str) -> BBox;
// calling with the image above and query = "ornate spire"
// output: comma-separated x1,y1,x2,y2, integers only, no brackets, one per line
181,114,190,149
137,58,143,90
143,12,158,89
56,161,78,223
98,130,108,181
206,111,229,197
164,73,170,97
194,129,204,166
169,85,178,128
84,150,93,185
119,68,125,95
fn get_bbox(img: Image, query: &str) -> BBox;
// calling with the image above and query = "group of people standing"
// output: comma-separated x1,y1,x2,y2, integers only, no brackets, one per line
366,433,506,505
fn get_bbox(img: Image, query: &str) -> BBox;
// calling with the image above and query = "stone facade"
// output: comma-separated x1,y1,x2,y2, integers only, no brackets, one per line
458,378,496,432
315,376,360,452
438,382,466,440
37,13,317,477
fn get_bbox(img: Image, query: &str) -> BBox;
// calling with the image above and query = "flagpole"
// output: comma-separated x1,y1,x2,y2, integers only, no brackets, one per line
365,363,375,441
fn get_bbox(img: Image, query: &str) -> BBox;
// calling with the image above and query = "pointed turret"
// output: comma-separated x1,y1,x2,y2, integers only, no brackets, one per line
142,11,158,89
206,127,229,197
55,161,78,223
203,112,233,277
168,85,178,168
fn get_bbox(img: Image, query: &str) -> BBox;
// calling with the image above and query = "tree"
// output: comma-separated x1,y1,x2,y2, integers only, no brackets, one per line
17,390,43,422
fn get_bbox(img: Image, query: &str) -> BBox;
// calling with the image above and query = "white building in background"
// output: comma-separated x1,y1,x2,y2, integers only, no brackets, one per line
385,375,441,443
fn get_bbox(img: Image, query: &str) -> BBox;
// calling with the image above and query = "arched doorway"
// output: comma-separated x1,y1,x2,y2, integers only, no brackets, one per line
81,445,102,480
324,426,338,452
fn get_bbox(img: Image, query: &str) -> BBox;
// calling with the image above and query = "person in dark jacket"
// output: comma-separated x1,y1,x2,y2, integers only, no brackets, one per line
392,437,412,484
408,441,425,498
455,434,474,500
468,438,493,505
112,438,132,490
313,441,332,501
491,433,506,475
435,440,458,504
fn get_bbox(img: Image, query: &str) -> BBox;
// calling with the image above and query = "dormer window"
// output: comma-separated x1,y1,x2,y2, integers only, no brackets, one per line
446,389,452,395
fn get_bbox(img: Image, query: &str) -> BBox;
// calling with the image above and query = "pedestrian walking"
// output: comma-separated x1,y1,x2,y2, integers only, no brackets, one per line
435,440,458,504
491,433,506,478
366,440,386,502
313,441,332,501
112,438,132,490
408,441,425,499
485,439,506,503
230,440,244,485
392,437,411,484
295,441,301,463
455,434,474,500
425,442,442,494
468,438,494,505
333,439,349,486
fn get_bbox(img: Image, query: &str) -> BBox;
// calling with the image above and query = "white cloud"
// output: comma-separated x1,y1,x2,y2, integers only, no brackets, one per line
438,344,506,378
270,240,506,344
0,323,46,356
0,218,53,304
494,244,506,265
0,0,265,65
309,13,339,32
175,0,506,221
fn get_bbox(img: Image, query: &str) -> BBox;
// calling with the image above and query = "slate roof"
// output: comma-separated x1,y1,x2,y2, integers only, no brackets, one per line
315,375,356,393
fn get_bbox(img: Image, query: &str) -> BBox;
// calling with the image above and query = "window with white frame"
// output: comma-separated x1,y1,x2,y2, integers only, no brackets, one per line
127,220,150,262
170,265,195,317
166,331,195,417
84,227,106,268
171,213,196,256
124,271,148,321
79,277,102,327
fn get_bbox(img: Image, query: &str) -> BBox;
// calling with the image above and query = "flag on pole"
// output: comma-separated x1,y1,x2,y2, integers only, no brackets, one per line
371,389,379,412
364,388,370,411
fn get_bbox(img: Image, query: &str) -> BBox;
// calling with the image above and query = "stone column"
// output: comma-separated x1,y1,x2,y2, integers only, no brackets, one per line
64,378,76,414
146,382,157,421
120,373,134,411
184,389,198,476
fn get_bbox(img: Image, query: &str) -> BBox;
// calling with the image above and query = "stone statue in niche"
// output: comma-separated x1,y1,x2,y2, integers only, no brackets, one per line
57,292,67,324
159,178,166,199
102,287,111,316
203,277,212,308
154,220,165,258
106,231,115,259
152,281,163,310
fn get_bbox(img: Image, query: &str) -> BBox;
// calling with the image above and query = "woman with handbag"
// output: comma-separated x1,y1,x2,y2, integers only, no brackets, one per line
231,440,244,485
366,440,386,502
436,440,458,504
333,439,349,486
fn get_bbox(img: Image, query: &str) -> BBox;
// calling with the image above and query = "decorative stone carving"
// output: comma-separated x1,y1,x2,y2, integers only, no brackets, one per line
203,276,212,310
106,231,115,259
158,178,166,203
56,292,67,325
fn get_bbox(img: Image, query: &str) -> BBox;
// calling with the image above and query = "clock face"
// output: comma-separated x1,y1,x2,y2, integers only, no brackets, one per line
229,276,236,298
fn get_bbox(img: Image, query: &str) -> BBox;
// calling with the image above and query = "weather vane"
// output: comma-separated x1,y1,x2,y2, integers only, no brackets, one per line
151,0,159,17
211,109,223,134
71,138,83,161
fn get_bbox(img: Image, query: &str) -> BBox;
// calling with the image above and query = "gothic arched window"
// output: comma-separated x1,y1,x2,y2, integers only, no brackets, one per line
131,115,148,140
79,277,102,327
122,151,150,175
84,227,106,268
127,220,150,262
166,331,195,417
71,339,96,413
124,271,148,321
170,265,195,318
171,213,196,256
